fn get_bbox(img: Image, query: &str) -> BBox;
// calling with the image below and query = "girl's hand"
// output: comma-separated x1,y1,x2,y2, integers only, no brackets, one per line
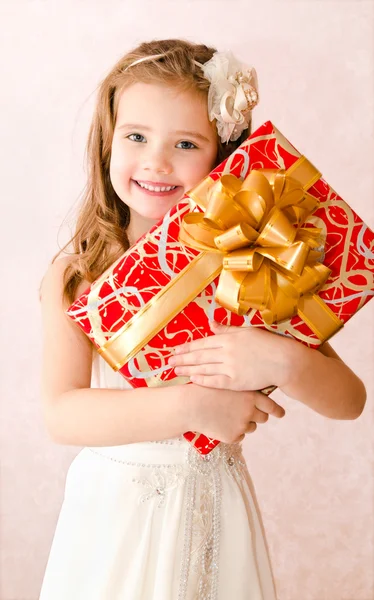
184,384,285,444
169,321,292,393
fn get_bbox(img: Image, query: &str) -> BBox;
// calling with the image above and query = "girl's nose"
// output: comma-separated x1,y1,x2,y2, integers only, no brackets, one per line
142,147,173,175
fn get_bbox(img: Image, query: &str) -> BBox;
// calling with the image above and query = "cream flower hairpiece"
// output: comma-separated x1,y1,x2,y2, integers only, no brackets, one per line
195,50,259,144
124,50,259,144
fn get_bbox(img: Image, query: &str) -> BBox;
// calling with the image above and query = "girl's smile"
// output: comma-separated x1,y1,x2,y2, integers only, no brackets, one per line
131,179,182,196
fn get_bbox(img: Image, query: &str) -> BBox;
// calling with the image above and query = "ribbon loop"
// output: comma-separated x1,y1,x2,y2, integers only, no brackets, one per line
215,222,258,252
256,207,296,247
223,247,264,272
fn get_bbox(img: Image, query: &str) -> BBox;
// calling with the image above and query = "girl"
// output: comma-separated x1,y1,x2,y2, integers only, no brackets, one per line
39,39,366,600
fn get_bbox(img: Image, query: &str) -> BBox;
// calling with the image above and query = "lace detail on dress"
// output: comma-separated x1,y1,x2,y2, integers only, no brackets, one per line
178,443,246,600
132,466,186,509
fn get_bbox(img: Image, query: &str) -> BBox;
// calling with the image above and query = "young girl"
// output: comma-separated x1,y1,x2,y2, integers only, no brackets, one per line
39,39,366,600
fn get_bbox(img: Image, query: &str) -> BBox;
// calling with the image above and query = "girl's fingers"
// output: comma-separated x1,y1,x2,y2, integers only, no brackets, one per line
188,374,232,388
244,422,257,434
251,408,270,424
269,402,286,419
169,349,223,367
209,321,242,334
174,363,226,377
254,392,285,419
172,335,225,355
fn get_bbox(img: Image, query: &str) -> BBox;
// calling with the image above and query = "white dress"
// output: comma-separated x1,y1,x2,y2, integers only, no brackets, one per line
39,356,278,600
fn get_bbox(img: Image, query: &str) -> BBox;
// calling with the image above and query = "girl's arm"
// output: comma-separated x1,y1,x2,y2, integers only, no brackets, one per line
169,323,367,421
40,258,285,447
40,257,188,446
277,338,366,420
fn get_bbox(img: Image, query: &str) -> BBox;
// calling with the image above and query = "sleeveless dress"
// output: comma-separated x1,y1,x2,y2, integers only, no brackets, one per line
39,355,278,600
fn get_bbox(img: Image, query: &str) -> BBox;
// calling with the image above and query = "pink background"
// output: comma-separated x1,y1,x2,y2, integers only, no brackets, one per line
1,1,373,599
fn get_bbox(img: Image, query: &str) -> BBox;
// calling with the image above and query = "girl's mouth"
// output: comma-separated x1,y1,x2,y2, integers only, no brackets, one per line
132,180,181,196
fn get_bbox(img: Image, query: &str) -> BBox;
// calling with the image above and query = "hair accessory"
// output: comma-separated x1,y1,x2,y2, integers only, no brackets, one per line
195,51,259,144
123,53,170,71
124,52,202,72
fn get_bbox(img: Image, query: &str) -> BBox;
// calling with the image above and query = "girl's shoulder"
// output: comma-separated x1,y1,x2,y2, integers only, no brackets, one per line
40,253,89,307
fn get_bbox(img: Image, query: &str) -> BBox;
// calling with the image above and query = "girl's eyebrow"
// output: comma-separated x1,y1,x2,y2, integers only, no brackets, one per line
116,123,151,131
175,130,210,143
115,123,210,143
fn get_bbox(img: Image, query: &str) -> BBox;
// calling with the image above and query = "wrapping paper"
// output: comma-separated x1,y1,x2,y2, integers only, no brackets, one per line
67,121,374,454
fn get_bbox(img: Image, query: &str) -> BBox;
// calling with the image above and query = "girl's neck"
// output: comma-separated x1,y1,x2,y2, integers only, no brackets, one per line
127,210,159,247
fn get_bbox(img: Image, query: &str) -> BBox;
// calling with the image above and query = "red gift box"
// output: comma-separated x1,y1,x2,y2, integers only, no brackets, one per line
67,121,374,454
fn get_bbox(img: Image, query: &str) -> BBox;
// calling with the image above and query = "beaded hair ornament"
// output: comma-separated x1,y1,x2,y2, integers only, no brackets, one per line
124,50,259,144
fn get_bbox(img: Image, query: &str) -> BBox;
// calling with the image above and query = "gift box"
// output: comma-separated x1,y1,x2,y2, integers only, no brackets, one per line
67,121,374,454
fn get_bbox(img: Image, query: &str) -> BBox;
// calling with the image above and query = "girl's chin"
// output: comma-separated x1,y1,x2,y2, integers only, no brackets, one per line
129,206,174,225
130,199,184,222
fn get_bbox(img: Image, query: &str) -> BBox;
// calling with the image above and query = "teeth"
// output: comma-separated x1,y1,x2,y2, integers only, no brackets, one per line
137,181,177,192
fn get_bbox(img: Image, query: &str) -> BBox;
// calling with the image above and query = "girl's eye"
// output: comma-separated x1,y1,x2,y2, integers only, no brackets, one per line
176,141,197,150
127,133,146,143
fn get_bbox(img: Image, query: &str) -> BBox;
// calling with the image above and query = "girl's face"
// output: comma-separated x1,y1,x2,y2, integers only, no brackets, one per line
110,82,218,243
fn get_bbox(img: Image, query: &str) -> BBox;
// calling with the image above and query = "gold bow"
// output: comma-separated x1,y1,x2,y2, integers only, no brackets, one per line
179,157,344,340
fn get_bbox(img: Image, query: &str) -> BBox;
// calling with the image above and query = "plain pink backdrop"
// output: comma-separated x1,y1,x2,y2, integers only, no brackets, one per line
0,1,373,599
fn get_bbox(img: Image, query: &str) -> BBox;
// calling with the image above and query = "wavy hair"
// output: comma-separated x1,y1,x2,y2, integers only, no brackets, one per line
55,39,253,303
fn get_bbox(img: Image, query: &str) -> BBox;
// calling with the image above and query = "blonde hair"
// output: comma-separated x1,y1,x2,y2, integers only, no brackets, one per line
56,39,252,304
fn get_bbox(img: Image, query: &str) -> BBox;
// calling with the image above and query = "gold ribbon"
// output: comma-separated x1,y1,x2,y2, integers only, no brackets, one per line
180,156,344,339
98,156,343,371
